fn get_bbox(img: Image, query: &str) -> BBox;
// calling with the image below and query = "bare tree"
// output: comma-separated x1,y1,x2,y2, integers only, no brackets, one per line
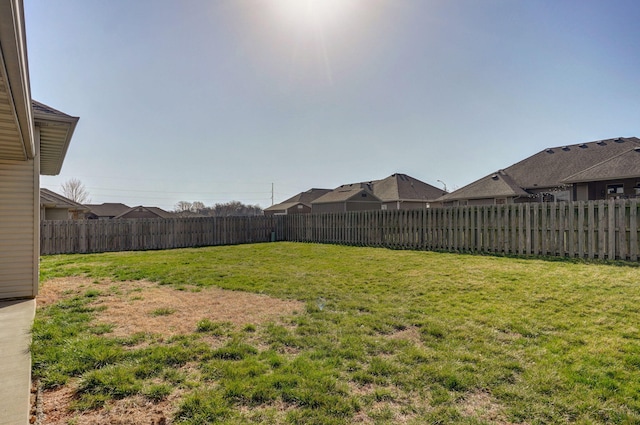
173,200,263,217
212,201,263,217
174,201,194,215
60,178,91,203
191,201,206,213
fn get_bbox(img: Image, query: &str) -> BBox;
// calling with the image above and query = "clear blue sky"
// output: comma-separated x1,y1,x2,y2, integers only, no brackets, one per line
27,0,640,210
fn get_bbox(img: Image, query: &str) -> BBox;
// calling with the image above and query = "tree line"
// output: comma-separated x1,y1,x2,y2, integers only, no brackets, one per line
173,201,263,217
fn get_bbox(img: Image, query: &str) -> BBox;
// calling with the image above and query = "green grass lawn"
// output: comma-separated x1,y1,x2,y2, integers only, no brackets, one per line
34,242,640,424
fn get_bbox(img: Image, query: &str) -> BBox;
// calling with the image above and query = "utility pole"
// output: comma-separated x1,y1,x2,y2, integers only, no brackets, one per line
271,183,274,206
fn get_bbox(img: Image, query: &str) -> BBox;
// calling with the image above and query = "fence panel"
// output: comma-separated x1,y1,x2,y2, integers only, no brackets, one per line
41,200,640,261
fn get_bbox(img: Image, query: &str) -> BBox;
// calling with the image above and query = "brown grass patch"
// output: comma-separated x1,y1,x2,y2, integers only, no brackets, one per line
41,384,180,425
39,277,303,338
36,277,305,424
387,326,422,344
458,390,524,425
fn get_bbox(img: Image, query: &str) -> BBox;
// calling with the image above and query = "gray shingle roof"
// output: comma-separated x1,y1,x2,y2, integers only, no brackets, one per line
265,188,331,212
563,147,640,183
373,173,446,202
312,183,379,204
114,206,173,219
437,171,530,201
439,137,640,202
40,188,89,210
85,203,131,218
505,137,640,189
264,202,303,212
311,174,442,205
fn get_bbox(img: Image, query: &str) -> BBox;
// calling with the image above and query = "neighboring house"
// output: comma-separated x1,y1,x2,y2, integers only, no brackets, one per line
40,188,89,220
85,203,131,219
437,137,640,206
311,174,446,213
115,206,173,219
264,188,332,216
312,182,382,213
85,203,173,219
374,173,446,210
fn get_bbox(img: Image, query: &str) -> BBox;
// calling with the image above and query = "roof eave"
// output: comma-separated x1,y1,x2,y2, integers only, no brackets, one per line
35,110,79,176
563,175,640,184
0,0,34,158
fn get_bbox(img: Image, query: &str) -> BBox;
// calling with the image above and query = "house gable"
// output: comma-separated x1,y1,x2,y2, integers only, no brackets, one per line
311,183,381,213
40,188,89,220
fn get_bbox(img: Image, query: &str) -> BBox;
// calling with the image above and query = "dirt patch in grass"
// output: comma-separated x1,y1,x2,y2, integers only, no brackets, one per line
38,277,304,337
458,390,524,425
41,384,179,425
388,326,422,344
36,277,304,424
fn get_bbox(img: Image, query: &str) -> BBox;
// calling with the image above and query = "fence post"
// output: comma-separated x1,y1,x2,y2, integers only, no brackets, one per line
630,199,638,261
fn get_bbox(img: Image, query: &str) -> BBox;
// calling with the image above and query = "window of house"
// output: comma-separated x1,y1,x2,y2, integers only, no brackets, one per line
297,205,303,209
607,183,624,195
634,183,640,196
381,204,387,211
495,198,506,205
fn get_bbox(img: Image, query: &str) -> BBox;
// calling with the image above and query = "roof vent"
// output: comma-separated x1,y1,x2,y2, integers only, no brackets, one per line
491,174,499,180
561,146,570,151
545,148,554,154
634,147,640,152
615,137,624,143
579,143,588,148
596,140,607,146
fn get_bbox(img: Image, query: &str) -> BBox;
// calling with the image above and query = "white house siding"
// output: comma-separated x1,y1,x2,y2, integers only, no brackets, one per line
0,155,38,299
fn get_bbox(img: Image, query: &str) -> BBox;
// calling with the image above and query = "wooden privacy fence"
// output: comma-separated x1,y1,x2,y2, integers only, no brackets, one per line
281,199,640,261
41,216,277,255
42,200,640,261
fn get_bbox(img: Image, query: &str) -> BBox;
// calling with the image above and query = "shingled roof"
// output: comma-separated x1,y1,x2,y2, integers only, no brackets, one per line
312,183,379,204
40,188,89,211
85,203,131,218
311,174,444,206
265,188,332,212
437,171,529,202
505,137,640,189
439,137,640,202
114,206,174,219
563,147,640,183
373,173,446,202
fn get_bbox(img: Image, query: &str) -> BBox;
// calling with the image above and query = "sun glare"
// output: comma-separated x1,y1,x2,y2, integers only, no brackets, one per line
270,0,359,31
246,0,385,87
